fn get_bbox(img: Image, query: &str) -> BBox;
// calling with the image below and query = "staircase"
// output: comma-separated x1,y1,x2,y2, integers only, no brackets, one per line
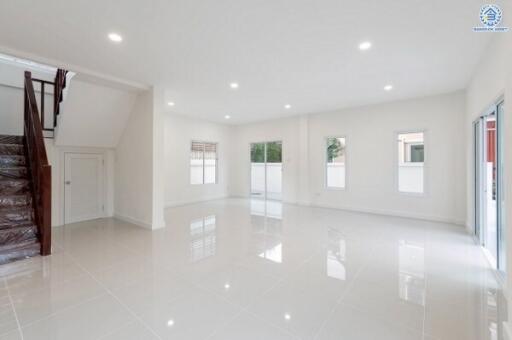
0,69,66,266
0,135,40,264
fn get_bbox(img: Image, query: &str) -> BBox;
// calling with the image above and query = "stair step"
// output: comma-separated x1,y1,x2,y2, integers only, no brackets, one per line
0,136,41,266
0,194,32,208
0,207,34,228
0,179,30,195
0,225,38,251
0,144,24,156
0,241,40,266
0,155,26,168
0,167,28,179
0,135,23,145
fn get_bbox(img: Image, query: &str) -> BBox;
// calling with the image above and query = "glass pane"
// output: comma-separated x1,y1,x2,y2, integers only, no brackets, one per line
398,132,424,193
266,142,282,163
204,143,217,184
250,143,266,198
326,137,346,188
251,143,265,163
484,115,498,268
266,142,282,200
190,142,204,185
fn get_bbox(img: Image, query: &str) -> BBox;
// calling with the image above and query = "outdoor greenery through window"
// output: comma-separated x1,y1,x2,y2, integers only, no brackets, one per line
251,142,282,163
326,137,346,188
190,141,217,185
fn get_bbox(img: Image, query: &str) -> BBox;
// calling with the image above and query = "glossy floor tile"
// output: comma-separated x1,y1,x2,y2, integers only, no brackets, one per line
0,198,506,339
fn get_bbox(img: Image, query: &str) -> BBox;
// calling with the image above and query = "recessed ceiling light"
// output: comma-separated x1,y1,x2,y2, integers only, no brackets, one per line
224,283,231,289
108,33,123,43
230,83,239,89
167,102,175,107
167,319,174,327
284,313,291,320
384,84,393,91
224,115,231,119
284,104,291,109
358,41,372,51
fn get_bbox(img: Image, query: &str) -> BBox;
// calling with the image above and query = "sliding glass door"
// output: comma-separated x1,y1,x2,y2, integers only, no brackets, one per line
250,141,282,201
474,100,505,271
497,100,506,270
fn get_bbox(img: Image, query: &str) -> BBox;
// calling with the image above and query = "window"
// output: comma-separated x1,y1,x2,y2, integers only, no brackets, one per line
326,137,346,188
190,141,217,185
397,132,424,193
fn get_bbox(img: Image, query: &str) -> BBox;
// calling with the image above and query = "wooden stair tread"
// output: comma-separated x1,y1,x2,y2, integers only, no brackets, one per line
0,241,40,265
0,135,24,145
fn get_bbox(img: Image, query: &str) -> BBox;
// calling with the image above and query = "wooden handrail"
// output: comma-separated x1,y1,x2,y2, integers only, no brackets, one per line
24,71,51,256
29,68,67,135
54,69,67,125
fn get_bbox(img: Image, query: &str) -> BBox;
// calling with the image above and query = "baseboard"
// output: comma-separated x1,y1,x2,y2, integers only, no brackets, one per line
228,196,464,225
114,212,152,229
300,201,466,226
165,195,229,208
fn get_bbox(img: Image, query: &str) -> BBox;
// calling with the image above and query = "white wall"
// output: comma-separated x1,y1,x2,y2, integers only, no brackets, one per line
114,90,156,229
231,92,466,224
0,60,55,135
0,84,23,135
56,79,138,148
164,114,232,207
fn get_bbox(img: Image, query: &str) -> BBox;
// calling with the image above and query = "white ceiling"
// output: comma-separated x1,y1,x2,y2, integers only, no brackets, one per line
0,0,495,124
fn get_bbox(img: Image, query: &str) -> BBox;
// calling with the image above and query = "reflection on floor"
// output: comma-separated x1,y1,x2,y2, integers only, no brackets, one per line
0,198,506,340
189,215,217,262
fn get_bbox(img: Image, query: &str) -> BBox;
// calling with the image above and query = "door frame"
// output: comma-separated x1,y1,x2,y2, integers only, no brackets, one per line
63,152,106,224
474,97,505,271
249,141,283,201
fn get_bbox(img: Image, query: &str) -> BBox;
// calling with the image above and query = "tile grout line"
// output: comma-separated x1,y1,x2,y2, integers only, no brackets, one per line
14,208,487,340
311,249,375,340
234,248,323,339
95,320,137,340
4,277,25,340
9,289,108,331
60,251,164,340
190,247,322,340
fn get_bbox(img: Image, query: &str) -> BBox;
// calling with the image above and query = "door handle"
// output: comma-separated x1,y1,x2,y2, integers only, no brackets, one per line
65,181,71,185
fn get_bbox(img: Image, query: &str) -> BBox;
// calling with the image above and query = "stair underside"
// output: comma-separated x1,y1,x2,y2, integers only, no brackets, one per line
0,135,40,265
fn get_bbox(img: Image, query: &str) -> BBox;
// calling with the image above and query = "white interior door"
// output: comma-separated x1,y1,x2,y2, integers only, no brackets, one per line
64,153,104,224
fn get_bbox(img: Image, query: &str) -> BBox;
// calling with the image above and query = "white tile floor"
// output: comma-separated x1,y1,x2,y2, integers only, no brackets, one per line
0,198,505,340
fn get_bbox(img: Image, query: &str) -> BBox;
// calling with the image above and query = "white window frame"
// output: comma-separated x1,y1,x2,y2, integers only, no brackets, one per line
190,140,218,185
395,130,427,196
325,136,347,190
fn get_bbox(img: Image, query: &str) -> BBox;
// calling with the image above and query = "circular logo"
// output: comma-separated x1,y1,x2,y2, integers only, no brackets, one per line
480,4,503,27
